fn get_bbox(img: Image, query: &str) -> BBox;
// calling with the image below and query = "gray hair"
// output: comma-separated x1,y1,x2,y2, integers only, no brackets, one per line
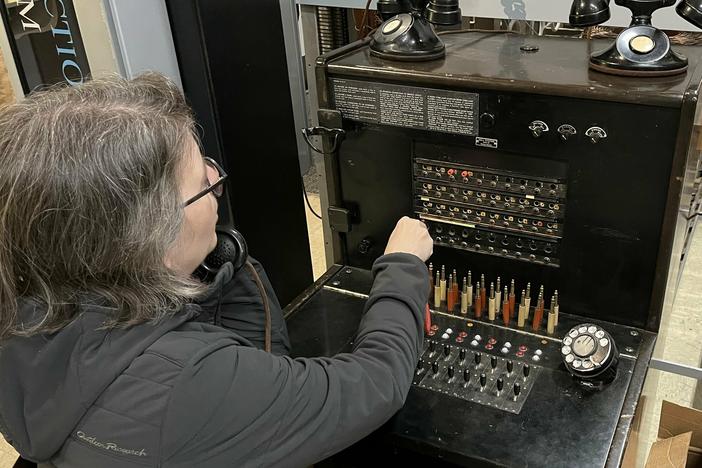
0,73,207,340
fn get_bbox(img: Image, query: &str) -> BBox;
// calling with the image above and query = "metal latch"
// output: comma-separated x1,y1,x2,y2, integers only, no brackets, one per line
328,206,352,233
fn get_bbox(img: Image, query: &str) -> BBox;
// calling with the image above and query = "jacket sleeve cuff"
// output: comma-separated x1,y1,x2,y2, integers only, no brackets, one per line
364,252,429,316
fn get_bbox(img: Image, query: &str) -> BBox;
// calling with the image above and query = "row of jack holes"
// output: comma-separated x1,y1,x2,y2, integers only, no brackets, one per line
433,225,555,256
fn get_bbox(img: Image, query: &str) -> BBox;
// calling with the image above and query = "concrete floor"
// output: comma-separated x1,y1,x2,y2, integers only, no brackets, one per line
0,440,15,468
304,193,327,281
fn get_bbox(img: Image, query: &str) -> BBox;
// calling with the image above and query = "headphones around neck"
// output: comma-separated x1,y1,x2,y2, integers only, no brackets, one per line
193,225,273,353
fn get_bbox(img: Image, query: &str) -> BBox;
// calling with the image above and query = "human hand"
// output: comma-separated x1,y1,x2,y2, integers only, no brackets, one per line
384,216,433,262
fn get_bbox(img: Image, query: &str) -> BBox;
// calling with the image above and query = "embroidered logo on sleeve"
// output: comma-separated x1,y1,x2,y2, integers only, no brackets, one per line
76,431,147,457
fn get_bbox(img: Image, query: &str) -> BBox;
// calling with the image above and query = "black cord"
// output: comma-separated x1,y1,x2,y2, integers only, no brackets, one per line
359,0,374,39
301,126,346,155
301,173,323,220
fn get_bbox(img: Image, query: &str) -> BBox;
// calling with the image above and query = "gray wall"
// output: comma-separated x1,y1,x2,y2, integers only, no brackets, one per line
102,0,182,87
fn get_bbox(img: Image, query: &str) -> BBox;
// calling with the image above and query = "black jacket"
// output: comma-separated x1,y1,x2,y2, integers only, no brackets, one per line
0,253,428,467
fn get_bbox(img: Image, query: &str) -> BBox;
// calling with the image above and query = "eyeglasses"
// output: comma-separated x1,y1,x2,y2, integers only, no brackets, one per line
183,157,228,207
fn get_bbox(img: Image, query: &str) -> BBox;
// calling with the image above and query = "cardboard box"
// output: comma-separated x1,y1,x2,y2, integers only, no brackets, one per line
644,401,702,468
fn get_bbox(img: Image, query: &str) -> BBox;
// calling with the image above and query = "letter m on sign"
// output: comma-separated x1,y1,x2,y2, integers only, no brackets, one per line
18,0,40,31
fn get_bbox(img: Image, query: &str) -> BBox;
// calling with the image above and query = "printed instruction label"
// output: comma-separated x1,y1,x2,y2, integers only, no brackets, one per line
331,78,478,136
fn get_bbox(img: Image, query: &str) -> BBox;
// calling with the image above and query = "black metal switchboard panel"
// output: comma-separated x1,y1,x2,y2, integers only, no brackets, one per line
284,32,702,467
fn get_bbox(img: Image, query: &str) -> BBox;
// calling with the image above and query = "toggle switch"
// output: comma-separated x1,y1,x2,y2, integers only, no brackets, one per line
497,377,504,392
432,361,439,374
447,365,455,379
585,126,607,144
444,344,451,357
459,348,466,361
507,360,514,374
464,368,471,383
557,124,577,141
480,373,487,388
514,382,521,398
491,355,498,370
417,358,424,370
523,364,531,379
528,120,549,138
474,352,482,365
429,340,436,353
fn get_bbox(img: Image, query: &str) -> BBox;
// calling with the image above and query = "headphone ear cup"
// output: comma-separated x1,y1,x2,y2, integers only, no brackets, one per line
199,226,249,279
216,226,248,273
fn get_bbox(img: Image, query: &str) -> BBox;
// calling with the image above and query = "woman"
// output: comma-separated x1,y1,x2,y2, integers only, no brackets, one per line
0,74,432,467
